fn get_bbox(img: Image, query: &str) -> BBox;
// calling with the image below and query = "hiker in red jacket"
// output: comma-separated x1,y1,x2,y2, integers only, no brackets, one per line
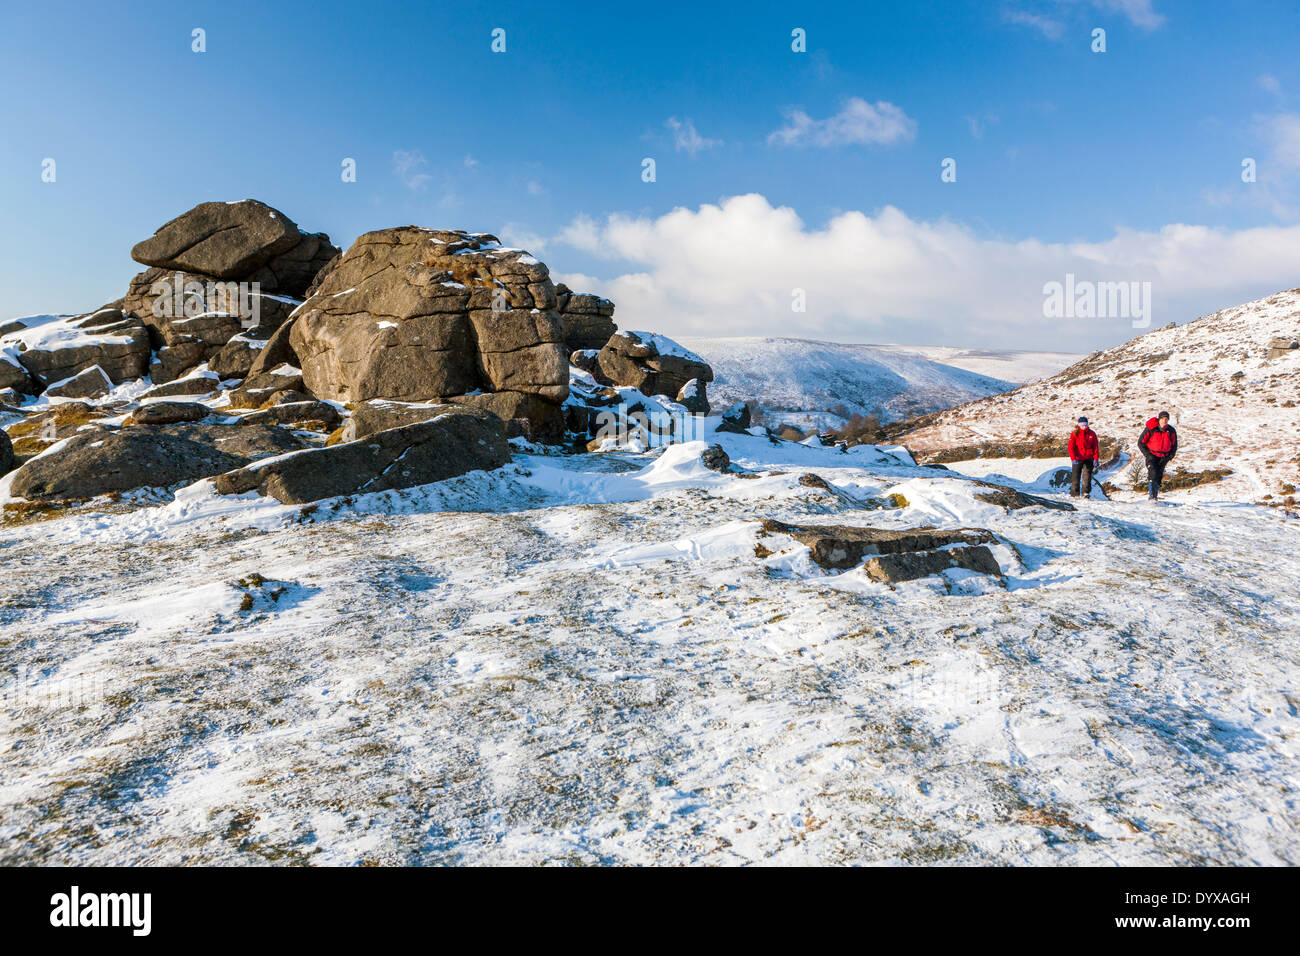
1068,416,1100,498
1139,410,1178,500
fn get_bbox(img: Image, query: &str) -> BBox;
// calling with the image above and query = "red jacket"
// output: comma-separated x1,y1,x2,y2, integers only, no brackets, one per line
1139,418,1177,458
1069,427,1099,462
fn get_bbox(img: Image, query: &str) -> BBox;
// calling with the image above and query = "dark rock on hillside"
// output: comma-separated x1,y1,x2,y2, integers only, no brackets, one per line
126,401,211,426
963,479,1076,512
8,423,308,500
288,228,569,433
676,378,709,415
701,443,730,472
139,372,219,399
596,331,713,400
716,401,751,434
43,365,113,399
0,357,35,395
860,546,1003,584
346,400,481,441
236,400,340,430
762,519,1001,583
244,317,300,381
226,368,305,408
214,408,510,505
0,429,13,476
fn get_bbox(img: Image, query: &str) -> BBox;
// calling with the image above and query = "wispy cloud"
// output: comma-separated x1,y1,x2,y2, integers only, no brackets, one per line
966,113,1000,140
1003,1,1165,39
768,98,916,148
393,150,431,191
1003,8,1065,38
665,117,722,157
464,154,480,168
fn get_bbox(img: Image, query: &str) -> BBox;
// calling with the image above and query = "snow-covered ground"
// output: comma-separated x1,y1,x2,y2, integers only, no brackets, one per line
676,336,1035,426
2,424,1296,865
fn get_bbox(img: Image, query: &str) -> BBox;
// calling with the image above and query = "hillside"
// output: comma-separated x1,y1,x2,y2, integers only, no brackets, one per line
895,288,1300,506
676,337,1070,430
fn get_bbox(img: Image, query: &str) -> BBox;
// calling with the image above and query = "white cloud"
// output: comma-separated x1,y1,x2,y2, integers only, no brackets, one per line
1003,8,1065,38
527,179,545,196
393,150,431,191
966,113,1000,139
499,223,547,253
768,97,916,148
464,154,480,168
665,117,722,157
1092,0,1165,30
1262,112,1300,169
548,193,1300,351
1004,1,1165,38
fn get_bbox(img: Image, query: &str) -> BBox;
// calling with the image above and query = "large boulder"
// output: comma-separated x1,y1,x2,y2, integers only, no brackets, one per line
555,283,617,353
214,408,510,505
244,316,301,381
131,200,338,295
761,519,1001,581
44,365,113,399
126,401,212,426
0,355,35,395
8,423,308,501
7,310,150,388
595,331,713,399
0,429,13,476
288,228,569,413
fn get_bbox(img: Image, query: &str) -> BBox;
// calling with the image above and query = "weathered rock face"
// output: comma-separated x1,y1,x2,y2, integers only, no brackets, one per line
131,200,338,295
10,309,150,389
8,423,308,500
761,519,1002,584
127,401,211,426
226,368,305,408
123,268,301,383
701,443,730,472
288,228,569,421
676,378,709,415
595,331,713,399
963,479,1076,512
139,372,219,399
716,400,751,434
236,400,340,431
44,366,113,399
244,318,300,381
0,428,13,476
0,357,34,394
555,283,617,353
346,400,471,440
1267,336,1299,360
214,408,510,505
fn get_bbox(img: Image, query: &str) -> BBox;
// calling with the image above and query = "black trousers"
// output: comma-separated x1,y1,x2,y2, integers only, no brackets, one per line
1145,455,1168,498
1070,460,1094,497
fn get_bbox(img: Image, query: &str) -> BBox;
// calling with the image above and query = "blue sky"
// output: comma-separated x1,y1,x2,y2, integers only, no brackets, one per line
2,0,1299,350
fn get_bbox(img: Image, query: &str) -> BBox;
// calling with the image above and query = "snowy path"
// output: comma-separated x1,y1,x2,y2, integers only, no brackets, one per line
1,435,1297,865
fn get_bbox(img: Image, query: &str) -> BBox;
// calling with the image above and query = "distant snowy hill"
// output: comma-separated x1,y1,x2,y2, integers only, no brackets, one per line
676,336,1076,429
895,287,1300,504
